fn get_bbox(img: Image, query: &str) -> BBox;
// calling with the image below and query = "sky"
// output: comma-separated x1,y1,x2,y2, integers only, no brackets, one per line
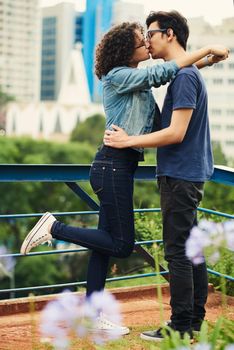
40,0,234,25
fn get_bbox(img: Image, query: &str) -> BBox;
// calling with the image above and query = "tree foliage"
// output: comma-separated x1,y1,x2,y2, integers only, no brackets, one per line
70,113,105,146
0,87,15,108
0,136,233,298
212,141,228,166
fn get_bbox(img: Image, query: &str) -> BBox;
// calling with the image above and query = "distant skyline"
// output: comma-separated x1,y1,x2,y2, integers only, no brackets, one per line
40,0,234,25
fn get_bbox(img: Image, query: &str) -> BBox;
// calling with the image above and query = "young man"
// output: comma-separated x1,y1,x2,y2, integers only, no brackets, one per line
104,11,229,340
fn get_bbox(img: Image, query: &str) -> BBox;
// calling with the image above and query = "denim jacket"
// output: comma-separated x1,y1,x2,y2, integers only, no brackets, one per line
102,60,179,151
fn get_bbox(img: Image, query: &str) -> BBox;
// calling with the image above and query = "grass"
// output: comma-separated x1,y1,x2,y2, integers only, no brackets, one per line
39,326,161,350
37,320,234,350
106,275,165,289
77,275,166,294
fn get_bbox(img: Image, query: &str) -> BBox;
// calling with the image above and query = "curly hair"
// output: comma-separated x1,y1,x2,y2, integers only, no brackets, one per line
95,22,143,80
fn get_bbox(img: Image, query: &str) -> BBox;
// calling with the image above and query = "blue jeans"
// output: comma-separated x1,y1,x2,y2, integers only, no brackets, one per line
51,146,140,296
158,176,208,333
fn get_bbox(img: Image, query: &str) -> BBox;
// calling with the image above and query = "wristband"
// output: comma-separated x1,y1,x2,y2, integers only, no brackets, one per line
204,54,213,67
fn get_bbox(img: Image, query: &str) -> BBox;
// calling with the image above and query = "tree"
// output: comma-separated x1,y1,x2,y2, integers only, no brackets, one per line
212,141,228,166
0,86,15,130
0,87,14,107
70,113,105,146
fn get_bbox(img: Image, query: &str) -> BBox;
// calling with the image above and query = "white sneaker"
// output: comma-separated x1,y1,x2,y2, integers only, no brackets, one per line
93,314,130,335
20,212,56,255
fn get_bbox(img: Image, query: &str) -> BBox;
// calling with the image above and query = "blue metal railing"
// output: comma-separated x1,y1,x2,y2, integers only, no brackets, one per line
0,164,233,297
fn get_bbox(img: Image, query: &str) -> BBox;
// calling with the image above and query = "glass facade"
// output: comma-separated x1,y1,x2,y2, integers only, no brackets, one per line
40,17,56,100
75,14,84,43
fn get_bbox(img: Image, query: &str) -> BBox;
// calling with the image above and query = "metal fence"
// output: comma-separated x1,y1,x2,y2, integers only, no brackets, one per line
0,164,233,297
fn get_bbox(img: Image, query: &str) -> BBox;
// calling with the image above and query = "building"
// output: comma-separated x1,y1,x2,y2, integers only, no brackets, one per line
5,100,103,142
189,17,234,159
83,0,145,102
40,1,145,102
40,2,84,101
83,0,114,102
112,0,144,24
6,45,103,141
0,0,41,102
146,16,234,160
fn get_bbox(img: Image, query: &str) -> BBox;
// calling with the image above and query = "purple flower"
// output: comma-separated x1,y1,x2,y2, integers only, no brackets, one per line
40,289,122,348
194,343,211,350
0,246,15,278
186,220,234,265
186,226,211,265
225,344,234,350
88,290,121,324
223,221,234,251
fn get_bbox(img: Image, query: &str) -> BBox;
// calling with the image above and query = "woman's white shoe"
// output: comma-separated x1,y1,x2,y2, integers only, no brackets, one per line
93,313,130,335
20,212,56,255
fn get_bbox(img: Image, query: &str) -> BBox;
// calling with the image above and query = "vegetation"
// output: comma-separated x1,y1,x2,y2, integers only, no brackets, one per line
70,113,105,146
8,316,234,349
0,86,15,130
0,86,14,107
0,114,233,299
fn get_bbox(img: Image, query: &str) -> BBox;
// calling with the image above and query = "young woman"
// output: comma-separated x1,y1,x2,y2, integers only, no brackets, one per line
20,22,228,334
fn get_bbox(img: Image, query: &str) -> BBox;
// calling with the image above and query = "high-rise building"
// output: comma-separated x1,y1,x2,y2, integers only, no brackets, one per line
40,2,84,101
0,0,41,102
40,1,144,102
83,0,114,102
112,0,144,24
186,17,234,159
83,0,145,102
148,16,234,159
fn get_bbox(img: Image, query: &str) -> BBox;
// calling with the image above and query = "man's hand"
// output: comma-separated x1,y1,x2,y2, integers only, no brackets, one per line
103,124,130,148
210,53,228,64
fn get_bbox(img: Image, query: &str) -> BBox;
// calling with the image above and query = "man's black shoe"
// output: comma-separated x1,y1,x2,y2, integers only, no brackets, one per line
140,325,193,342
140,328,166,341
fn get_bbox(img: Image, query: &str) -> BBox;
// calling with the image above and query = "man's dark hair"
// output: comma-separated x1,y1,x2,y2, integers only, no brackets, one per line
95,22,143,79
146,10,189,50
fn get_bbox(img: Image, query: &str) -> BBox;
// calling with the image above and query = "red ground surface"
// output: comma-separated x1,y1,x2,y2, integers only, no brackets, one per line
0,286,233,350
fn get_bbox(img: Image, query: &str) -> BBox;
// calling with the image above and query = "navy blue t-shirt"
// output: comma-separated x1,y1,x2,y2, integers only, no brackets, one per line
157,65,214,182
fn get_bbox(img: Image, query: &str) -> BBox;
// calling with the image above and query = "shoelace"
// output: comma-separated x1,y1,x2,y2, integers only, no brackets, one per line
42,240,52,246
31,239,52,248
98,317,122,329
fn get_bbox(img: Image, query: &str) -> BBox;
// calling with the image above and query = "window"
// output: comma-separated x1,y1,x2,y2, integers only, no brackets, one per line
211,109,222,116
213,78,223,85
227,109,234,116
226,125,234,130
226,140,234,146
211,124,221,130
214,63,223,69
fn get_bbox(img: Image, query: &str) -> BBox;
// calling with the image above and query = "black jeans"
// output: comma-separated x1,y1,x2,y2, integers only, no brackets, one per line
51,146,140,296
158,176,208,332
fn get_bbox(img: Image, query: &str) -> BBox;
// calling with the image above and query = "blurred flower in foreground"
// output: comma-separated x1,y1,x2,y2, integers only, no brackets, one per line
194,343,211,350
176,343,211,350
176,343,234,350
40,289,122,349
0,245,15,279
186,220,234,265
225,344,234,350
